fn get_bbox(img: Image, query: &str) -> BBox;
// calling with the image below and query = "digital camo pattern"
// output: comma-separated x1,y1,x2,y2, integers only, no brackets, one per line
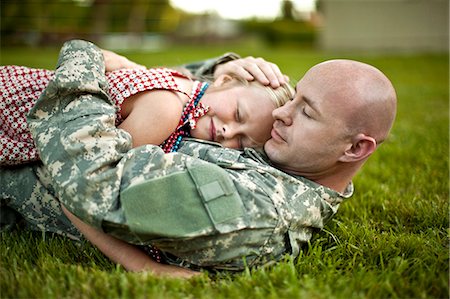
0,164,81,240
1,40,352,271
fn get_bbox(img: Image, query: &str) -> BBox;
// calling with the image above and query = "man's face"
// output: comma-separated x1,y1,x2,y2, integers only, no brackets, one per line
264,70,352,177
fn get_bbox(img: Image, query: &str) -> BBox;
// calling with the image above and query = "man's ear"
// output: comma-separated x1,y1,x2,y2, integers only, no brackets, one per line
339,134,377,162
213,74,233,87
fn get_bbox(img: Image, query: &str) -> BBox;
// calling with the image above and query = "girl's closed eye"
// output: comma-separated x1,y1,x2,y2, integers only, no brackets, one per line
235,104,241,122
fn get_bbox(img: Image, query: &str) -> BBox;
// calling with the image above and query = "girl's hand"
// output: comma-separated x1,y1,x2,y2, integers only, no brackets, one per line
102,49,146,72
214,56,289,88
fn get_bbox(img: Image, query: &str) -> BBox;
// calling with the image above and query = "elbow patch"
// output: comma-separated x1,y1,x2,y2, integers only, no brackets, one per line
120,161,246,240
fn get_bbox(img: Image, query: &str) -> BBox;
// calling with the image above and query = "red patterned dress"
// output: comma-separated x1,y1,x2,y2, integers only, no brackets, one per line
0,65,209,166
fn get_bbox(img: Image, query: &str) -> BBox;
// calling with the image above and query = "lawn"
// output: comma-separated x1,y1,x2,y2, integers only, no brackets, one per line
1,42,448,299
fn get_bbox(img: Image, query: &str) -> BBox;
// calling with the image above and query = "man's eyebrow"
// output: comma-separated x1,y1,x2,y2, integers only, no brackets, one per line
302,95,321,115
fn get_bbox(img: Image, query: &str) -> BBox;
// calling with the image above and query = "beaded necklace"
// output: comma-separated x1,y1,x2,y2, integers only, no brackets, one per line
160,81,210,153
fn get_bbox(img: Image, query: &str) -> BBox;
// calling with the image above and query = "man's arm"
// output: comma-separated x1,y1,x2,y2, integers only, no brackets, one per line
27,39,127,227
26,40,211,276
27,40,253,271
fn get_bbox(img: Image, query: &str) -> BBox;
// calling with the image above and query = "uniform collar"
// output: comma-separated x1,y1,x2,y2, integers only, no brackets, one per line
181,140,353,204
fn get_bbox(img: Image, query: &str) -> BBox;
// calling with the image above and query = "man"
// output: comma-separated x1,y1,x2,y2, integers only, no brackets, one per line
1,40,396,277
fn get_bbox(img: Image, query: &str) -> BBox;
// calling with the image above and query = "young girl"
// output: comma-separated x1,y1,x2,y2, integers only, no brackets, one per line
0,48,293,166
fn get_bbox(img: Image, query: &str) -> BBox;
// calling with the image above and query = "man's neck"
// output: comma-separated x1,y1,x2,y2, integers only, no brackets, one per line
314,163,363,193
281,163,361,194
313,176,353,194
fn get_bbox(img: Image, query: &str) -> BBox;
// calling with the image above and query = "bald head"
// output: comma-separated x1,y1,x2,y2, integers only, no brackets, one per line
308,59,397,143
266,59,397,191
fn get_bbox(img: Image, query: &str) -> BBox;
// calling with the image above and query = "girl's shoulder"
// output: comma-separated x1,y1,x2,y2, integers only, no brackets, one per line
108,67,191,108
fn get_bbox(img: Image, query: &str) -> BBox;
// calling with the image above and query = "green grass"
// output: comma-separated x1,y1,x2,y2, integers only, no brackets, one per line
1,43,448,299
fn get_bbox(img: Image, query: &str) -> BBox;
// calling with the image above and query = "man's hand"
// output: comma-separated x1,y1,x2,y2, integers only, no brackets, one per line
102,49,146,72
214,56,289,88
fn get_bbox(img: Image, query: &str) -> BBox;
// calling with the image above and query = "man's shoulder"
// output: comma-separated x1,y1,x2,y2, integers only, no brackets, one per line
178,140,309,193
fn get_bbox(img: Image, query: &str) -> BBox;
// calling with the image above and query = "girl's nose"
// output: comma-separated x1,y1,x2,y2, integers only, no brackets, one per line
220,123,238,139
217,123,241,149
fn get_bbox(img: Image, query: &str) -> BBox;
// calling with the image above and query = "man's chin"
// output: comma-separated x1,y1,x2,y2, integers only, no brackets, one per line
263,140,278,159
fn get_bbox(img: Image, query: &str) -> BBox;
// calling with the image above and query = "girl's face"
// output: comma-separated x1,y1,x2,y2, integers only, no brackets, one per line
191,83,276,149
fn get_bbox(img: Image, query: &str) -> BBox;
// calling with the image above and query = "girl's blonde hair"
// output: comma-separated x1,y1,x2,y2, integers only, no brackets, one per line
210,73,294,109
176,67,294,109
249,79,294,109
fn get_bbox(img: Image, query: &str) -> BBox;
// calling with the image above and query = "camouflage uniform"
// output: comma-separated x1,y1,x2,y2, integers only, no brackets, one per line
0,40,352,271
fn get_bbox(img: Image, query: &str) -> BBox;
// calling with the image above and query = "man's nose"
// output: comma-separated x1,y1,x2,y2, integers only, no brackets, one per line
272,102,293,126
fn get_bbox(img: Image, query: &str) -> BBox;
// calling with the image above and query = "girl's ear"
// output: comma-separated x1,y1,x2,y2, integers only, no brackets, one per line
338,133,377,162
213,74,233,87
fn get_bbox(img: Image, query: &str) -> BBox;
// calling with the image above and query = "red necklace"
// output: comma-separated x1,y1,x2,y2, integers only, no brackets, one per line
160,81,209,153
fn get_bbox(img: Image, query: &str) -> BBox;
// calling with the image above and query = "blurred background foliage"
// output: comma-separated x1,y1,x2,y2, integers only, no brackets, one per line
0,0,317,50
2,0,447,53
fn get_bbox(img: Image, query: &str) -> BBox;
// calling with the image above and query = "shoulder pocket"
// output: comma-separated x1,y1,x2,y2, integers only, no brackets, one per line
120,160,246,240
202,147,242,167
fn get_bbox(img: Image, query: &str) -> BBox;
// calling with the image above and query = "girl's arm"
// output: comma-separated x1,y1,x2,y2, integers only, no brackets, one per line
117,90,186,147
100,47,189,148
61,205,200,278
102,49,146,72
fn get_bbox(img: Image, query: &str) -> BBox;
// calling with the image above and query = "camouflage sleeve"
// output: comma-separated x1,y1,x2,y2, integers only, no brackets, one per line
183,52,240,78
0,165,82,240
27,39,132,227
